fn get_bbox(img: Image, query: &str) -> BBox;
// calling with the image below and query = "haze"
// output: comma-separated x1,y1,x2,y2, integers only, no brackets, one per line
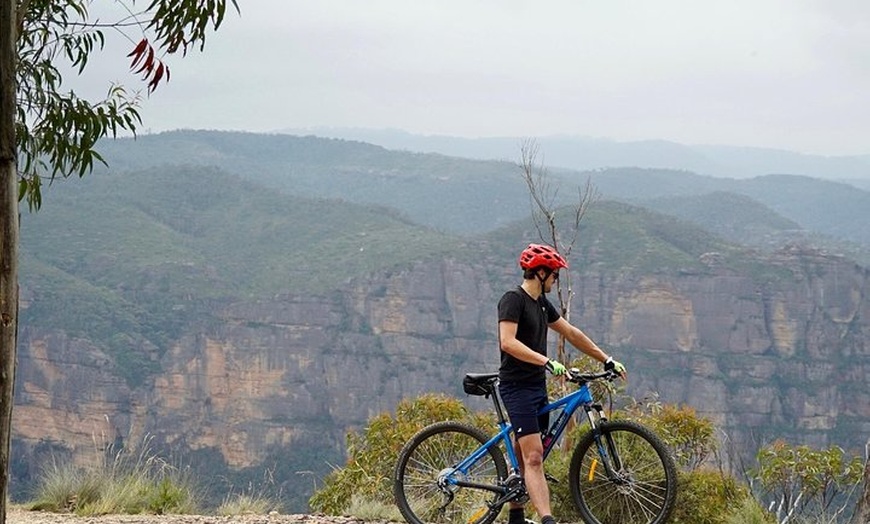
77,1,870,156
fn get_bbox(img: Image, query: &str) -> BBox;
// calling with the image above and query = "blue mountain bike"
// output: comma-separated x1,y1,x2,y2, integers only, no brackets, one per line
393,369,677,524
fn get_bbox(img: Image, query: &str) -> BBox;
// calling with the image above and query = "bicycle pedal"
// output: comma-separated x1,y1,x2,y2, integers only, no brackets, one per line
544,473,559,484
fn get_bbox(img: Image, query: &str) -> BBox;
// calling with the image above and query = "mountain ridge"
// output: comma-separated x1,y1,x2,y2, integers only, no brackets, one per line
279,127,870,181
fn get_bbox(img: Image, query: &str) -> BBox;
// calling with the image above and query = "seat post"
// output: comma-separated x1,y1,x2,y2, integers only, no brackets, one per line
491,379,509,425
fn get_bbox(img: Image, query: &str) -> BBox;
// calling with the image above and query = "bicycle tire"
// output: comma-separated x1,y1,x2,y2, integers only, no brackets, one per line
568,420,677,524
394,421,509,524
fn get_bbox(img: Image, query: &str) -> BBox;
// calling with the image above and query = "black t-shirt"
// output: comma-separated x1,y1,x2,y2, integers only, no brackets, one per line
498,286,561,384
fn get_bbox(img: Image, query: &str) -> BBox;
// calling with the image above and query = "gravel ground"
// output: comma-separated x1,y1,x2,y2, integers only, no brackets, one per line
6,509,385,524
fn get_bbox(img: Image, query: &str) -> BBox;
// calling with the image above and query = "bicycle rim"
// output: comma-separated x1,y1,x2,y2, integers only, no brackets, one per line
394,421,508,524
569,420,677,524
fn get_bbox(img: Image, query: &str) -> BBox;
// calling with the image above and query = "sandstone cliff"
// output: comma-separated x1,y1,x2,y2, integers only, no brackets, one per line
12,247,870,508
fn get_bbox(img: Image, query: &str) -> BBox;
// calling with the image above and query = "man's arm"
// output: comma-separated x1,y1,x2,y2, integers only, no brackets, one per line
548,317,610,364
499,320,549,366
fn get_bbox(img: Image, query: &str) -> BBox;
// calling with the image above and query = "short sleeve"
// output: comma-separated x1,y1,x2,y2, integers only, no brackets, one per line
498,291,524,323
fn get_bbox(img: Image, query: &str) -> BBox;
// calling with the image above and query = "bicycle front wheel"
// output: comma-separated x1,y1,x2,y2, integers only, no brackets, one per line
394,421,508,524
569,420,677,524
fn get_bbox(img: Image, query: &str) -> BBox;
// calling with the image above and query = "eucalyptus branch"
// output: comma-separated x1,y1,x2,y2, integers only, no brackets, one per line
16,0,33,38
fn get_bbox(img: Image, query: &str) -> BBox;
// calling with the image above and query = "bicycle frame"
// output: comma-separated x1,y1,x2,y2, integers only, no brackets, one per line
538,382,598,460
443,376,608,502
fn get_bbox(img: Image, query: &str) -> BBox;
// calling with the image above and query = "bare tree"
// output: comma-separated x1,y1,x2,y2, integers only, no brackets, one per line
519,138,598,366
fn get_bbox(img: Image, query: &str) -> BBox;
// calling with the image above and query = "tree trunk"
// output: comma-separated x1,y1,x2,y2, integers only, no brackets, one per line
851,445,870,524
0,0,19,521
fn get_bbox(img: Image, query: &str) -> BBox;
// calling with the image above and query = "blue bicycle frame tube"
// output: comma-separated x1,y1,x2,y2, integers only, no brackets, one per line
445,383,595,487
539,383,593,459
449,423,516,481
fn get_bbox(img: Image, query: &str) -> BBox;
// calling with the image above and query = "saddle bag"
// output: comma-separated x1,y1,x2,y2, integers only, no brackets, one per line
462,373,494,397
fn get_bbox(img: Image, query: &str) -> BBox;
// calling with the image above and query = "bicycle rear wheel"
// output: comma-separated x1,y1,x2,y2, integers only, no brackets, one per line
394,421,508,524
568,420,677,524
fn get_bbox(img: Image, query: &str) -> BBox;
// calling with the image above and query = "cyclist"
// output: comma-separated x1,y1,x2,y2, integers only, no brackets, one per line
498,243,626,524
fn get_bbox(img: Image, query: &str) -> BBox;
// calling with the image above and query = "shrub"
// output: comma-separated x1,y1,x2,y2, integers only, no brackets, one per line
725,496,777,524
671,469,750,524
753,440,864,524
624,398,716,471
309,393,494,515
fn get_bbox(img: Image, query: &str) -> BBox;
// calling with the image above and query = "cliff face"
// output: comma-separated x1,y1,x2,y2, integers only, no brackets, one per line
12,249,870,498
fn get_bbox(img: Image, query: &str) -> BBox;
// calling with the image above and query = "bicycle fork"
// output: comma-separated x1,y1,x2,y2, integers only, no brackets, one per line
583,404,625,482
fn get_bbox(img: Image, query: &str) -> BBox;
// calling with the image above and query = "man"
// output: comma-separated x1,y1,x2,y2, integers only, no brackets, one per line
498,243,625,524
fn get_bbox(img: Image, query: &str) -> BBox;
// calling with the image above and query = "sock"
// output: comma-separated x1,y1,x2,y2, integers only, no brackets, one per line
508,508,525,524
541,515,556,524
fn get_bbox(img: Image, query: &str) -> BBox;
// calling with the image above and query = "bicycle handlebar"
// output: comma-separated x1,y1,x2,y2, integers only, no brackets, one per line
565,368,620,384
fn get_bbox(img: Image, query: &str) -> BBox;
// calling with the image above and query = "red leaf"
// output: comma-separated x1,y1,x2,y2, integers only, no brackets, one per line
148,62,166,92
127,38,148,58
134,47,155,75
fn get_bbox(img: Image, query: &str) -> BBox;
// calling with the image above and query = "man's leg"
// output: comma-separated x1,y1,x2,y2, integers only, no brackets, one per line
507,437,527,523
516,432,553,520
500,383,551,523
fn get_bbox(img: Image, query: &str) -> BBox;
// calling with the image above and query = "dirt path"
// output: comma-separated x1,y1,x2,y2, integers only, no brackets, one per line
7,509,378,524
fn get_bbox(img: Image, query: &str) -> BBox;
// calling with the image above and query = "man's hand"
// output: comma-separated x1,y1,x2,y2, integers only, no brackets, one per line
604,356,626,378
546,359,568,376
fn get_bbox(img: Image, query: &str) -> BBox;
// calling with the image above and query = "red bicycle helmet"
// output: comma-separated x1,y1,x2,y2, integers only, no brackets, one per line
518,243,568,270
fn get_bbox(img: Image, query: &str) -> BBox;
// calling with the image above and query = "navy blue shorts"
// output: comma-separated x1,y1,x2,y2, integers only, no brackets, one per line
499,381,549,438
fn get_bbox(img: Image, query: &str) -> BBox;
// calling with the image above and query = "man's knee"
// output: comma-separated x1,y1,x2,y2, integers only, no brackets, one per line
518,436,544,468
524,450,544,468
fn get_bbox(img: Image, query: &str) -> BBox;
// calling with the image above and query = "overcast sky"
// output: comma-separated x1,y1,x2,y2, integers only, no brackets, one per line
79,1,870,156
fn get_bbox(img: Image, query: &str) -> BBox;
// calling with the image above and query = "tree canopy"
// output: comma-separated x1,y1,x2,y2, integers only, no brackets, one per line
15,0,239,210
2,1,238,521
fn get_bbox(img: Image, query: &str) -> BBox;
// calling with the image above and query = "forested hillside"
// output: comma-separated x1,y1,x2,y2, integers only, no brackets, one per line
96,131,870,260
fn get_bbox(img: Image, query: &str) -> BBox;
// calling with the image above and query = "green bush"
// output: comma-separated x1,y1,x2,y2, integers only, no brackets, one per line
725,496,777,524
308,393,494,515
753,440,864,523
671,469,750,524
624,399,716,471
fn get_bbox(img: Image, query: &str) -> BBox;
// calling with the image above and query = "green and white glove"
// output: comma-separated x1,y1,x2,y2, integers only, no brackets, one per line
604,356,626,376
546,359,568,376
